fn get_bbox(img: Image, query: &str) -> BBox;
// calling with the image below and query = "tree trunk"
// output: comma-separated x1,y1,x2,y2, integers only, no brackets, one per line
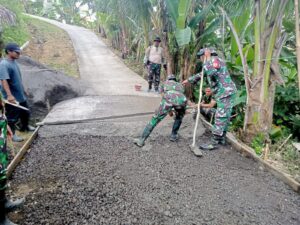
243,0,288,143
160,0,174,75
162,33,174,75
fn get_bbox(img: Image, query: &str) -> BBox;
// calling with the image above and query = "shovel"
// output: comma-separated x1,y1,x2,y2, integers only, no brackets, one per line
189,65,206,157
4,100,29,111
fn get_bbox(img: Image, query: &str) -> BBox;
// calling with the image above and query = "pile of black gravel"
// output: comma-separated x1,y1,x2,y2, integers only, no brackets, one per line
18,56,85,120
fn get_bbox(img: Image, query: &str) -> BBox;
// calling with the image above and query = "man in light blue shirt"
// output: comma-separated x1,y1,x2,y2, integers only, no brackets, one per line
0,43,35,142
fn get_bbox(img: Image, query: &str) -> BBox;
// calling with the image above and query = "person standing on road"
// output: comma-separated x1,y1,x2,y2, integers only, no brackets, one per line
134,74,187,147
0,43,35,142
183,48,237,150
0,94,24,225
144,37,166,92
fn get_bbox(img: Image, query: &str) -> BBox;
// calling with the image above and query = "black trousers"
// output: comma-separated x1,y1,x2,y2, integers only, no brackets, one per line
5,100,30,133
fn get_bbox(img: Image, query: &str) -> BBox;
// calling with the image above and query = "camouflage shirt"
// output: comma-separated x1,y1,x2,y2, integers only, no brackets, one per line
159,80,187,107
202,95,216,106
188,57,237,99
0,113,8,173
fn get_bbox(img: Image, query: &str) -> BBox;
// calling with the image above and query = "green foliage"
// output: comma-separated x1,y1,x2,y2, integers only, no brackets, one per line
175,27,191,47
282,143,300,162
176,0,192,29
0,1,29,49
280,142,300,174
251,133,265,155
1,21,29,46
229,89,246,132
290,115,300,141
273,84,300,138
23,0,44,15
0,0,24,15
269,126,283,140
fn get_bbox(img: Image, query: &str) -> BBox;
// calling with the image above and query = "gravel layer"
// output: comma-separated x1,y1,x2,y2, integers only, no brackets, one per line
9,133,300,225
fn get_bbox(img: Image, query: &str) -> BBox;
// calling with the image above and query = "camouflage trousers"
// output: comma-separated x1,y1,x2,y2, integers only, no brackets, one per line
0,117,8,191
212,94,235,136
148,63,161,91
148,98,186,130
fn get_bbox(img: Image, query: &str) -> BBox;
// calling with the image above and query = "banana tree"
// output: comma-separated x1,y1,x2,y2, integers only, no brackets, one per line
221,0,290,142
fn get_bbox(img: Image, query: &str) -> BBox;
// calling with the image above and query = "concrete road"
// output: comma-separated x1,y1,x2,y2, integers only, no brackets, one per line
26,15,161,123
27,14,156,97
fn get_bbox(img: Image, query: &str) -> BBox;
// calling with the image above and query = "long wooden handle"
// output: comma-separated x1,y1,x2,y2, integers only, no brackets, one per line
192,61,205,147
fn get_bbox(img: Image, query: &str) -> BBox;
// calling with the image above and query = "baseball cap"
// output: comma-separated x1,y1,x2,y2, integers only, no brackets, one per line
5,43,21,53
153,37,161,42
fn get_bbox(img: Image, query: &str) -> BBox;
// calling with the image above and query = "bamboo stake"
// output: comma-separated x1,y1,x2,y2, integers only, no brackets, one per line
264,143,269,160
277,134,293,153
295,0,300,97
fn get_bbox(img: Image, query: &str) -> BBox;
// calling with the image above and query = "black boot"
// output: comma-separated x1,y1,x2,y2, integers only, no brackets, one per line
170,118,182,142
199,134,224,150
134,124,154,147
220,131,227,145
0,190,24,212
148,83,152,92
0,191,17,225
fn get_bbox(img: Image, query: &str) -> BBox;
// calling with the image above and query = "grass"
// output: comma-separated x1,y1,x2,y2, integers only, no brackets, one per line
2,15,30,46
269,140,300,181
22,15,63,34
22,16,79,77
2,14,79,77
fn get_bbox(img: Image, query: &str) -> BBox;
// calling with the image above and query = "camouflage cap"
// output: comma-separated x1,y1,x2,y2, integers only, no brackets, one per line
210,49,218,56
197,48,218,58
196,49,205,58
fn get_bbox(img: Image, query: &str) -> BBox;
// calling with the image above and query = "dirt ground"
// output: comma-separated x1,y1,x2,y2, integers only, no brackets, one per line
22,16,79,77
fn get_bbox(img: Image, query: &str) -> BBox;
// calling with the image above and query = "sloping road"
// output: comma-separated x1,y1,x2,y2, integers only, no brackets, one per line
26,14,160,124
27,14,155,97
8,16,300,225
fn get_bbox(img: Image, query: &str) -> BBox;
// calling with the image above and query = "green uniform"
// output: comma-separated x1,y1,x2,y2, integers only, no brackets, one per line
148,63,161,91
149,80,187,127
0,113,8,191
199,94,216,120
189,57,236,137
134,79,187,146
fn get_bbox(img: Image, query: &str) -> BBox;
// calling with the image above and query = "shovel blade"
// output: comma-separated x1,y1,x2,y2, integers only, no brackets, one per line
189,144,203,157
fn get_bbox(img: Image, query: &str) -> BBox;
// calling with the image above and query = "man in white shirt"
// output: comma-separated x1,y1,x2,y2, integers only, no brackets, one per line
144,37,166,92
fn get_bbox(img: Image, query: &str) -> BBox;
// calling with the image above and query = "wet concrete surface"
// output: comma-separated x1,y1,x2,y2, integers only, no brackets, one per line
10,115,300,225
41,95,161,125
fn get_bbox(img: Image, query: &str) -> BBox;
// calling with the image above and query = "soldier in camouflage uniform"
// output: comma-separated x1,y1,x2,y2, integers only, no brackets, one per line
134,74,187,147
193,87,217,121
144,37,167,92
0,94,24,225
183,48,237,150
